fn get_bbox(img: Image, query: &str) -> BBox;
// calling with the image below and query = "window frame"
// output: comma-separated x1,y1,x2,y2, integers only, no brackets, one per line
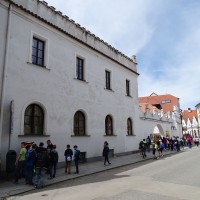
24,104,44,135
32,37,45,67
29,32,49,69
126,79,130,96
105,115,113,135
76,57,85,81
74,111,86,136
105,70,111,90
127,118,133,135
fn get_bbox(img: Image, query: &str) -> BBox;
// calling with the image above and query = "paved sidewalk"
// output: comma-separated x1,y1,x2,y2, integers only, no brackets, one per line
0,149,184,198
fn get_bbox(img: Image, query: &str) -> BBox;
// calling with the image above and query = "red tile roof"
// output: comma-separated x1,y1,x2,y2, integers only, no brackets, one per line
139,93,180,113
182,110,197,121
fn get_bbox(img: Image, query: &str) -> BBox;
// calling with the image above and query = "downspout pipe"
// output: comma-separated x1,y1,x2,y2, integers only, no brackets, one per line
0,0,12,153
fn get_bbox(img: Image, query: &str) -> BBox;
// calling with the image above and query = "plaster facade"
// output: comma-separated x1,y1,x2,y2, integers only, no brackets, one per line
0,0,182,170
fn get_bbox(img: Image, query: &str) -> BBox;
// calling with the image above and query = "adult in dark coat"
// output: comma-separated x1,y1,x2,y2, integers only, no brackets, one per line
34,142,48,188
103,141,111,166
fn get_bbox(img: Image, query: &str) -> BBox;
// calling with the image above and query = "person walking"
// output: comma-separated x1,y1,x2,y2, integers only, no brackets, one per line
34,142,48,188
14,142,27,184
142,139,147,158
73,145,80,174
49,145,59,179
102,141,111,166
152,142,158,159
64,144,73,174
157,140,162,158
46,140,53,174
146,136,151,152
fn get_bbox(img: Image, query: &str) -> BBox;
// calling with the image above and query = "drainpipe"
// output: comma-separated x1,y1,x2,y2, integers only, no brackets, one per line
0,0,12,153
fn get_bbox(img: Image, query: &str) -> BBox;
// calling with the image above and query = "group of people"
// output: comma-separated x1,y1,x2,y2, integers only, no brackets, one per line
64,144,80,174
139,134,199,160
14,140,80,189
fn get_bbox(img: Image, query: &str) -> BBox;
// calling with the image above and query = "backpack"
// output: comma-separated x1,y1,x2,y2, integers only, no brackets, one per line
66,154,71,161
51,150,58,163
146,138,151,144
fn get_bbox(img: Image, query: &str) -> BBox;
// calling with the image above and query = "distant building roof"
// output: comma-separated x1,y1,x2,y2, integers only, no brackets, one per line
139,93,180,113
182,110,197,122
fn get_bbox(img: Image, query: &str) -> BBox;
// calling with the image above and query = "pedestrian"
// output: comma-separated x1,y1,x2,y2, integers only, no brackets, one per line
34,142,48,188
47,139,53,150
152,142,157,159
73,145,80,174
31,143,37,176
157,140,163,158
102,141,111,166
64,144,73,174
46,139,53,174
194,138,199,147
142,139,147,158
14,142,27,184
49,145,59,179
25,143,37,185
146,136,151,152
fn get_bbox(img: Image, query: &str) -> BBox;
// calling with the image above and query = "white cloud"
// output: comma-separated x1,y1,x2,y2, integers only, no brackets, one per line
45,0,200,110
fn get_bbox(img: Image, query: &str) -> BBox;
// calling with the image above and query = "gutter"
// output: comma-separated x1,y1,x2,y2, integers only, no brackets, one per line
0,0,12,152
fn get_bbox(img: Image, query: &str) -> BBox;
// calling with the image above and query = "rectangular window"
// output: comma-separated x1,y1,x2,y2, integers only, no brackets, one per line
76,57,84,80
126,80,130,96
165,100,171,104
105,70,111,90
161,100,171,104
32,37,45,67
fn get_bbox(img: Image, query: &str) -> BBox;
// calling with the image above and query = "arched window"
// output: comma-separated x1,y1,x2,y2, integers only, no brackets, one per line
74,111,85,135
105,115,113,135
24,104,44,135
127,118,133,135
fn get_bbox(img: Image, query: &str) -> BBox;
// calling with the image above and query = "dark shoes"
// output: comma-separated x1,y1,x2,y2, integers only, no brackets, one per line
104,163,111,166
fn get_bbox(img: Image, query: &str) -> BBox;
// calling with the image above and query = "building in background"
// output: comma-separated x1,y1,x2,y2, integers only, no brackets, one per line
182,109,199,137
138,93,182,138
139,92,180,113
195,104,200,137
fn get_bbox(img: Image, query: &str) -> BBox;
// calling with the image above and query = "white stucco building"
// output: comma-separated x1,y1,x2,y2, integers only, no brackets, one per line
0,0,141,169
0,0,182,170
196,104,200,135
182,109,199,137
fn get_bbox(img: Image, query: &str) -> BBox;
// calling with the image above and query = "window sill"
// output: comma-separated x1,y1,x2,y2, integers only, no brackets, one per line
126,134,136,136
71,135,91,137
18,134,50,137
27,62,50,71
104,134,117,136
74,78,89,83
104,88,114,92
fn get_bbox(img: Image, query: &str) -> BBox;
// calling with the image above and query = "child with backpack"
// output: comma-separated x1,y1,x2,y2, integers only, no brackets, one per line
64,144,73,174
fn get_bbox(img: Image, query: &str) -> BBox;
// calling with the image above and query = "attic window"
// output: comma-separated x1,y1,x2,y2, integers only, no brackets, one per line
161,100,171,104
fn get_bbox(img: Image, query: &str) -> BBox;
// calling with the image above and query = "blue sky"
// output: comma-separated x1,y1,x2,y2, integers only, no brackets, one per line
45,0,200,110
